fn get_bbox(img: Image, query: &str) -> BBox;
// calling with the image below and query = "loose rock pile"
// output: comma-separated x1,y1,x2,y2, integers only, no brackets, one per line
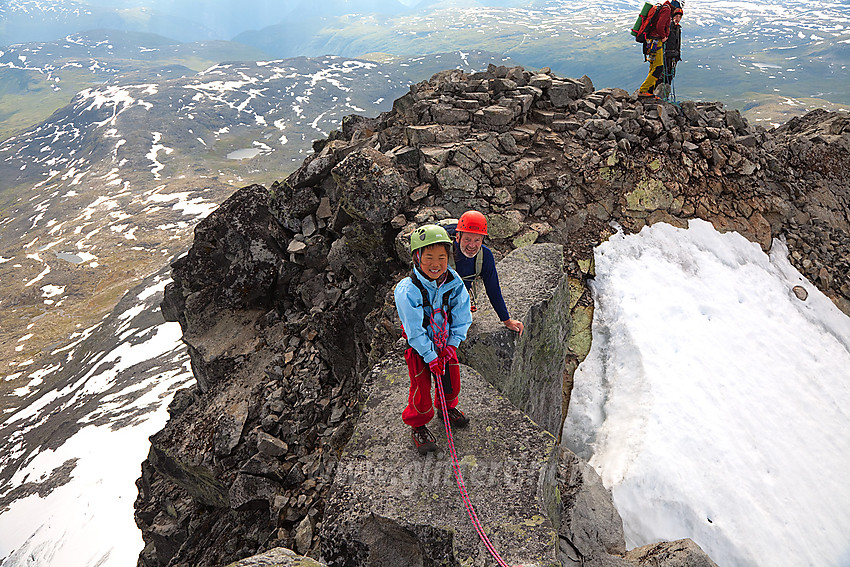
136,63,849,566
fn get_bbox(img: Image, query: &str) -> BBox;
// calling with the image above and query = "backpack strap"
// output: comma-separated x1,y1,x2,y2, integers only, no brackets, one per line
410,269,454,331
458,248,484,284
410,271,431,330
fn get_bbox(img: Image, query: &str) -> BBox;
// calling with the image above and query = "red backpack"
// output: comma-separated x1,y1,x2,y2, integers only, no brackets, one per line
631,1,672,43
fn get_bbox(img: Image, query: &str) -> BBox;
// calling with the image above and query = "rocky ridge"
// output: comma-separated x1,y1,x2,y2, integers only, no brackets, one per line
136,64,850,566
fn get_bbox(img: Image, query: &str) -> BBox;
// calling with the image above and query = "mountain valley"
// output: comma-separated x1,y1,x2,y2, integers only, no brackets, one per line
0,1,848,565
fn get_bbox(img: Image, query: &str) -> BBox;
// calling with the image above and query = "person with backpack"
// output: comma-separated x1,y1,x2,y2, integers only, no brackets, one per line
452,211,524,336
394,224,473,454
636,0,683,97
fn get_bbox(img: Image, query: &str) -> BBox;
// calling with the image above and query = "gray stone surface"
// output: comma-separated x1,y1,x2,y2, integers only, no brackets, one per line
459,243,570,435
549,448,627,563
625,539,720,567
320,354,559,567
224,547,327,566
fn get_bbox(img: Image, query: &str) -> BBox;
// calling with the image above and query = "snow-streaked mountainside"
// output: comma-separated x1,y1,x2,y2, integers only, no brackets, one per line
0,266,193,566
0,30,271,141
1,55,403,190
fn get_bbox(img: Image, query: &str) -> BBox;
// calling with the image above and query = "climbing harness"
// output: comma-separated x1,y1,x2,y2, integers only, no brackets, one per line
429,308,516,567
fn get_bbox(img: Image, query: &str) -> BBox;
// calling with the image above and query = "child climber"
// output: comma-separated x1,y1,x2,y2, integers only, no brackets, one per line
394,224,473,454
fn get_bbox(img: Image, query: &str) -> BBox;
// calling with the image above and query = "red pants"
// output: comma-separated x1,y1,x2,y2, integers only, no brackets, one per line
402,347,460,428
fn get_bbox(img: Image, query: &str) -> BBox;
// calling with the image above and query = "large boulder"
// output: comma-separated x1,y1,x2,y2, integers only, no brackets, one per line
332,147,409,225
546,448,629,566
224,547,328,566
320,353,560,566
459,243,571,435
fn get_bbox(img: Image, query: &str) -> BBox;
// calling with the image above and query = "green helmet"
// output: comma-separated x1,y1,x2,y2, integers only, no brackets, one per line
410,224,452,253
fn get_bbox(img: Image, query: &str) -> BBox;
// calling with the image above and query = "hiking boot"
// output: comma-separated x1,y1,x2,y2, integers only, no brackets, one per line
411,425,437,454
438,407,469,428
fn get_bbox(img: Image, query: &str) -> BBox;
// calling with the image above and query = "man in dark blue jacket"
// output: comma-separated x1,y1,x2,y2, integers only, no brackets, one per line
453,211,524,336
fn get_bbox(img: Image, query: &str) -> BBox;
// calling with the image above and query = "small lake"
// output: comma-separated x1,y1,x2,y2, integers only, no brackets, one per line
226,148,263,160
55,252,91,264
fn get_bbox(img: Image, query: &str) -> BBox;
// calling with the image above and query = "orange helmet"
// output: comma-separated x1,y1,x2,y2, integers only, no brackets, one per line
457,210,488,236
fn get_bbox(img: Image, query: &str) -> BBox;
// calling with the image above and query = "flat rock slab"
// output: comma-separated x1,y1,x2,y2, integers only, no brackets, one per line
321,351,559,567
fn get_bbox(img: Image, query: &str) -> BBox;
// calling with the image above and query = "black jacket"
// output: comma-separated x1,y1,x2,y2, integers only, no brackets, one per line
664,23,682,62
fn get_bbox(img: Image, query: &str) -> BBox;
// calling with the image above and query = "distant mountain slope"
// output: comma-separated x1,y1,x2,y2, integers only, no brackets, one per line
4,0,847,125
0,0,216,44
0,31,270,140
0,49,512,410
288,0,409,18
0,0,411,45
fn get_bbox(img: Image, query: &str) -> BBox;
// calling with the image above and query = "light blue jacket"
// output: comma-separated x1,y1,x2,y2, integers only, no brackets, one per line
394,266,472,364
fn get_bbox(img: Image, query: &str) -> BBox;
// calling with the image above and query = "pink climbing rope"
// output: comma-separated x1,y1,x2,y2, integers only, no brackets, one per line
430,306,516,567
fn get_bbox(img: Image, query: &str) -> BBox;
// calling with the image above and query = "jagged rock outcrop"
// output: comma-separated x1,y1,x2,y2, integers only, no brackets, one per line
459,243,571,435
136,62,849,567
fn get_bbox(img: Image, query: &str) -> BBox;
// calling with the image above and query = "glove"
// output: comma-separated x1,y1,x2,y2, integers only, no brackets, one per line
429,357,445,377
439,345,457,363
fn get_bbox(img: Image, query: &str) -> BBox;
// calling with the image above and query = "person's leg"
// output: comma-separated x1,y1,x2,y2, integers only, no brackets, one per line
437,349,469,427
402,348,435,428
442,350,461,409
639,44,665,94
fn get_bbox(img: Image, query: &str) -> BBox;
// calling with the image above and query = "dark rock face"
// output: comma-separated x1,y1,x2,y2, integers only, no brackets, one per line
136,63,849,567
